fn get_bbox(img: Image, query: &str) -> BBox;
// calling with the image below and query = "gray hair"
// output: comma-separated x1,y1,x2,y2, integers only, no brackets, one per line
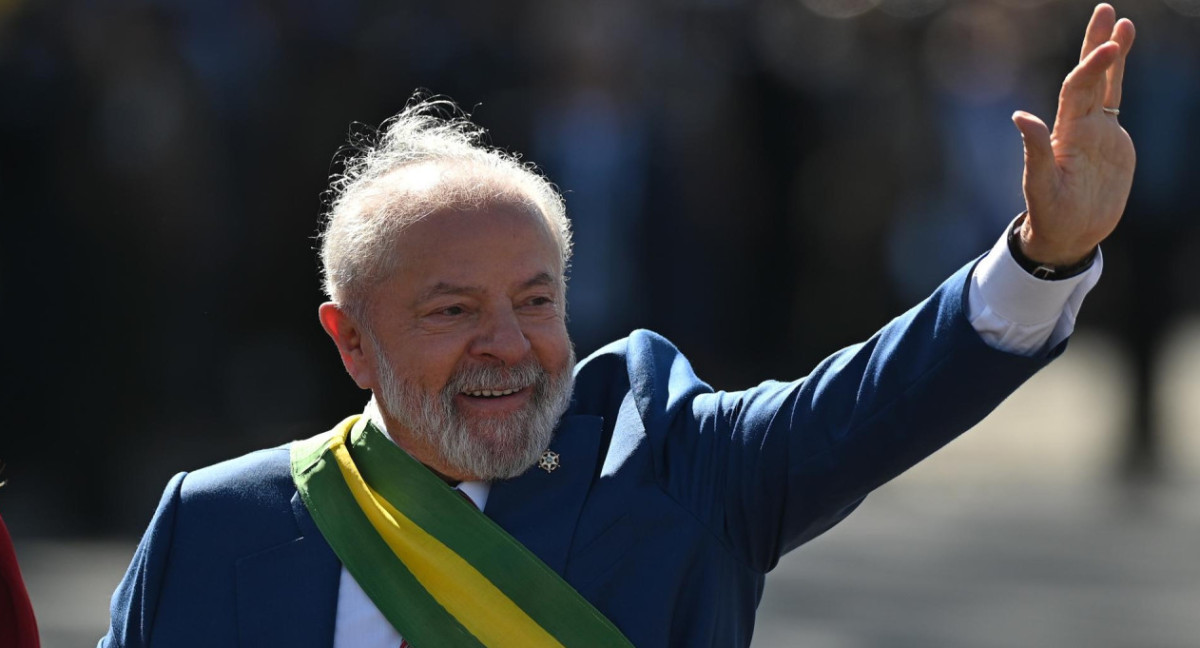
318,95,572,317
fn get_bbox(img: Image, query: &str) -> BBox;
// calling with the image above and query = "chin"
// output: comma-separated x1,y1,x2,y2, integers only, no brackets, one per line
451,427,547,480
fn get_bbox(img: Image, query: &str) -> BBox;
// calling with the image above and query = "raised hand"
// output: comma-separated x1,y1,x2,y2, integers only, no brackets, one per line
1012,3,1136,267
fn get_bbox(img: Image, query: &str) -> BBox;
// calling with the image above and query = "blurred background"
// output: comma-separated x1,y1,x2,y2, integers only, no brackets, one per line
1,0,1198,645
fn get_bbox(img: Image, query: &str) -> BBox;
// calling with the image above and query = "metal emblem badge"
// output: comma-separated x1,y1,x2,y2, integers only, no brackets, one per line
537,450,560,473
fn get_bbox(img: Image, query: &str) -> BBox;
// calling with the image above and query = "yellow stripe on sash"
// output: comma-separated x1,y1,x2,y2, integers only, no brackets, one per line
327,434,564,648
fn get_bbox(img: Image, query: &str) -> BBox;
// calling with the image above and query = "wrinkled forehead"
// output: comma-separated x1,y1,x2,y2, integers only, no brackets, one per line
363,199,567,323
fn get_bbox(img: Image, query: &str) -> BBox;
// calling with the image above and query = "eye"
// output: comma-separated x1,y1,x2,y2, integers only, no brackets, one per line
418,302,473,328
520,294,558,310
423,303,469,320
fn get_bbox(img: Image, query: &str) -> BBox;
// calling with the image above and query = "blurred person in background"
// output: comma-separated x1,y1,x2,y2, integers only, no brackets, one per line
100,5,1136,647
1,500,40,648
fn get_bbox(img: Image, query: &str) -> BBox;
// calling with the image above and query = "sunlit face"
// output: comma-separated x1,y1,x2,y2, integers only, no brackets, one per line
360,201,575,481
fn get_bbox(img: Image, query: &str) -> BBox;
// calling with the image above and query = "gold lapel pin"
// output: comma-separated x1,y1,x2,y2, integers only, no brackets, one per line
538,450,560,473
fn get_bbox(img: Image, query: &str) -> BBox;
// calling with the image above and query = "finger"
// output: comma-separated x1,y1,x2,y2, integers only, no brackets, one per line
1104,18,1136,109
1012,111,1056,197
1059,41,1120,121
1080,4,1117,63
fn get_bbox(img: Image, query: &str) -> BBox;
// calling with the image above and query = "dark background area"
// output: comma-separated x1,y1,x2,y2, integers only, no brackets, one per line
0,0,1197,541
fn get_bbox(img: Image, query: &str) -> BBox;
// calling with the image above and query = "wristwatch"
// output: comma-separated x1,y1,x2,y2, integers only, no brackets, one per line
1006,214,1097,281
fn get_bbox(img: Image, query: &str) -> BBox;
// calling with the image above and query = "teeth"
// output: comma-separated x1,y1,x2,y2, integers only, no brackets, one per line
464,388,520,398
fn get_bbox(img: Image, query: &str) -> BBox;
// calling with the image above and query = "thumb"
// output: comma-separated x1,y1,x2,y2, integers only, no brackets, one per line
1012,110,1056,201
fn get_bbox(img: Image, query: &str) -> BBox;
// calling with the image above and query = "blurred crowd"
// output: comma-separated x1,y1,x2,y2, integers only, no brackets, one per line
0,0,1197,537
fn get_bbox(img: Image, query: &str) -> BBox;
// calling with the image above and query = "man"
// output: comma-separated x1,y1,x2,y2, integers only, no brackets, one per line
102,5,1135,647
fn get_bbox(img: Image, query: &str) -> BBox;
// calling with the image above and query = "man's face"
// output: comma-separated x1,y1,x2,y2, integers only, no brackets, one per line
360,201,575,481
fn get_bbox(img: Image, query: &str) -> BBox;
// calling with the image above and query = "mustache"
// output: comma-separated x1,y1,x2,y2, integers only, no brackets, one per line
442,360,548,397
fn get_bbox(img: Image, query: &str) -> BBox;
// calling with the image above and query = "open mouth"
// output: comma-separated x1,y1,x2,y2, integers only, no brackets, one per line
461,387,526,398
456,386,531,413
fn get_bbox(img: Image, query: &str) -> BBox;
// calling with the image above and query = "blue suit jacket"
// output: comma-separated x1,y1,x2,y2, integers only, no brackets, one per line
101,261,1059,647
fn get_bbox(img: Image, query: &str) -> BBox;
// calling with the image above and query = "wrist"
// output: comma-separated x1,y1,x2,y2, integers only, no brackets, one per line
1008,213,1097,280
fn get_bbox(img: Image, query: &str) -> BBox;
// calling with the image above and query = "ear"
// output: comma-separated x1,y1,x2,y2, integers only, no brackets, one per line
318,302,375,390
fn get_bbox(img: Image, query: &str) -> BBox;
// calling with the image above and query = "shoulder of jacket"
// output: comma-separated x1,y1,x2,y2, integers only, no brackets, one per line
176,445,294,509
570,329,714,429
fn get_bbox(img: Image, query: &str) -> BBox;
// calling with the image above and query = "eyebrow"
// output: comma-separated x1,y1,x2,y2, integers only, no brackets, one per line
414,272,558,304
519,272,557,291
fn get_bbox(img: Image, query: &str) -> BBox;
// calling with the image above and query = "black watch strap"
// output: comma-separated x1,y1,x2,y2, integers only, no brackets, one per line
1006,215,1097,281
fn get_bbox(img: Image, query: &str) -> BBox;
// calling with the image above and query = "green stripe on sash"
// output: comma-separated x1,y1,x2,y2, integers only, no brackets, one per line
291,416,634,648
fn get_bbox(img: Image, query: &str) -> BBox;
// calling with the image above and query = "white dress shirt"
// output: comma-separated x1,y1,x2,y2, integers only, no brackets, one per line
330,226,1102,646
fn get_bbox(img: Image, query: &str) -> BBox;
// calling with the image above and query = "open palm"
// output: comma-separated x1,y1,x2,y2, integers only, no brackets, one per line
1013,4,1136,266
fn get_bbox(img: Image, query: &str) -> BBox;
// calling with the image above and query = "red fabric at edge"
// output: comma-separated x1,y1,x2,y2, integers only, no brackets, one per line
0,513,40,648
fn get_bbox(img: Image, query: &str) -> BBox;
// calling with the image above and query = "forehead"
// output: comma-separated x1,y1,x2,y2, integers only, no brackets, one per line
385,201,564,298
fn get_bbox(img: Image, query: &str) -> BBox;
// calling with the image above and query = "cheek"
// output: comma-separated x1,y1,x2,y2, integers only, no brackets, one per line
531,326,572,372
384,342,463,390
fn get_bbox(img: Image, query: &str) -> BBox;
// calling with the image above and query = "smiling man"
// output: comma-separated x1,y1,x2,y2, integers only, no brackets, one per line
321,198,577,482
102,5,1136,647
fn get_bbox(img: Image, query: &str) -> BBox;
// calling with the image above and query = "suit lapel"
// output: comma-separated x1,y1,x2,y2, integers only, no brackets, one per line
234,491,341,648
485,415,603,575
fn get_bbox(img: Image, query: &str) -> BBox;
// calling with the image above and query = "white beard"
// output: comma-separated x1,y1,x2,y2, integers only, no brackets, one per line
368,342,575,480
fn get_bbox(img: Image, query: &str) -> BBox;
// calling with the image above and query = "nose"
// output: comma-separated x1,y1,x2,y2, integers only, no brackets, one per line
469,306,531,366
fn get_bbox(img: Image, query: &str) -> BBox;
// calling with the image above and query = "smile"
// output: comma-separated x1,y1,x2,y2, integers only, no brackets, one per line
462,387,524,398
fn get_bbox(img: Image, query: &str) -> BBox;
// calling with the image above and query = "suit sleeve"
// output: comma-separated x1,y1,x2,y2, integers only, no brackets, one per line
629,258,1062,573
99,472,186,648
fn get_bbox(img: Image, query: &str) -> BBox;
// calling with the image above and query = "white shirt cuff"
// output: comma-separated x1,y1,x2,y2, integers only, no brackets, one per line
967,221,1103,356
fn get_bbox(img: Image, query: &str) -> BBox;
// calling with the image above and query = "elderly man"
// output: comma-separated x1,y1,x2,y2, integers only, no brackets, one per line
102,5,1135,647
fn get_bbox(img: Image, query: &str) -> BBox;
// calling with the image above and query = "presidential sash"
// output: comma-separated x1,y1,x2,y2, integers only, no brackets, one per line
290,416,634,648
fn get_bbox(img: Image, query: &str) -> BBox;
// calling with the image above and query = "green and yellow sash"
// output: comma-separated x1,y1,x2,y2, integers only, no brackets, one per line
290,416,633,648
